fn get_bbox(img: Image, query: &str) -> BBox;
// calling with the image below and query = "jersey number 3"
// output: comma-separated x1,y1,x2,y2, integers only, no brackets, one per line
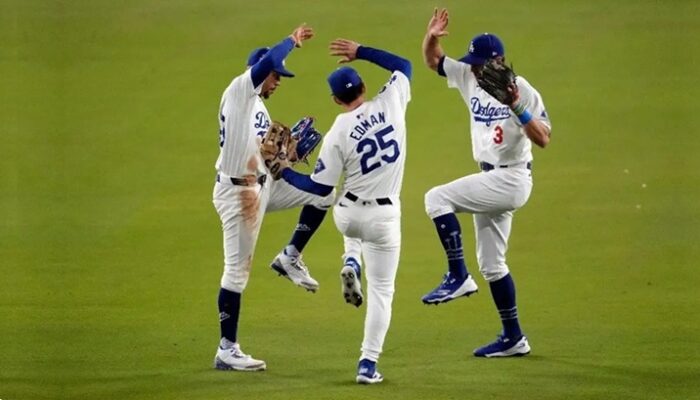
357,125,400,175
493,126,504,144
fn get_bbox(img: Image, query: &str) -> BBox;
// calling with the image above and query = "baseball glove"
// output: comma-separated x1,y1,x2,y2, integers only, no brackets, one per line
260,121,292,180
476,59,517,105
260,117,323,180
288,116,322,164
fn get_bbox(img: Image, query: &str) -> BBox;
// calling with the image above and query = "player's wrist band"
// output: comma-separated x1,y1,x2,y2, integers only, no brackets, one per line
511,101,532,125
517,110,532,125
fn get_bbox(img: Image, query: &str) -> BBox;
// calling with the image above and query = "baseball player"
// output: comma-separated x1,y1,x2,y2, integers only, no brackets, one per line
420,8,551,357
212,24,335,371
275,38,411,384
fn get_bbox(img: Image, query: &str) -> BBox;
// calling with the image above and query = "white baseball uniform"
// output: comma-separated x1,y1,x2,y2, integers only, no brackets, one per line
311,70,411,362
213,69,334,293
425,56,551,281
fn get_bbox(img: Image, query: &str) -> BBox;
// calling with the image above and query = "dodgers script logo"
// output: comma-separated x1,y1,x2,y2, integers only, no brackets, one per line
254,111,270,137
470,97,510,127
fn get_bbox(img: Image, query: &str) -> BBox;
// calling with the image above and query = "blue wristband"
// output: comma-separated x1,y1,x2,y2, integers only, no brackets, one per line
518,110,532,125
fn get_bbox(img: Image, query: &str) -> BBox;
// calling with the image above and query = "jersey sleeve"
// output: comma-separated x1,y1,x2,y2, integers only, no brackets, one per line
443,56,472,90
229,69,262,99
375,71,411,109
516,77,552,130
310,129,344,187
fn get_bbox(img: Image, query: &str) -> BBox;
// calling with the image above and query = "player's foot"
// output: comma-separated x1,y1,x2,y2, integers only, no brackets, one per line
356,359,383,384
214,343,267,371
473,334,530,358
421,272,478,305
271,250,319,292
340,259,363,307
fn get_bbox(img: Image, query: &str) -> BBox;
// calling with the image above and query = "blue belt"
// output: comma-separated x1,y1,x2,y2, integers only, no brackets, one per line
479,161,532,172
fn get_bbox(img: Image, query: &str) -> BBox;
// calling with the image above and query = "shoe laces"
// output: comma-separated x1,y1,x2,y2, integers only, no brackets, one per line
496,334,514,344
221,343,249,358
291,254,309,273
230,346,252,360
441,273,456,286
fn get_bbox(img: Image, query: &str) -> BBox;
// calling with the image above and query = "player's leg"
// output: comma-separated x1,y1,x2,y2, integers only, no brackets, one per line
340,236,364,307
472,211,530,357
266,180,336,292
212,183,267,371
421,173,499,304
356,211,400,384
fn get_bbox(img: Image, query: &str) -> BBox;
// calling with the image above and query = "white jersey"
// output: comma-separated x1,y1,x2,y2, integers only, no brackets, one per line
311,71,411,198
215,69,270,178
443,56,551,165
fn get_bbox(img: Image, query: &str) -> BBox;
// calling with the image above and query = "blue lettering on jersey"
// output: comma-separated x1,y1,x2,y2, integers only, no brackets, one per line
314,158,326,174
219,113,226,147
541,110,548,118
349,112,386,141
254,111,270,137
470,98,511,126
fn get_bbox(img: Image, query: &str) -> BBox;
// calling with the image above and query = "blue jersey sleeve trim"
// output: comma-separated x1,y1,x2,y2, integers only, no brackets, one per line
357,46,412,80
250,37,295,88
437,56,447,77
281,168,334,197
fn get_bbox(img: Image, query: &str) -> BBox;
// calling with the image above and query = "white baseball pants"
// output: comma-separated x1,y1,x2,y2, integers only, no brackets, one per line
213,175,335,293
424,167,532,282
333,195,401,362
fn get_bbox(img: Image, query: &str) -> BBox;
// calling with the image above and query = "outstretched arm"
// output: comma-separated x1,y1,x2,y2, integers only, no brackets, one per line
422,8,449,72
329,39,412,79
280,168,334,197
250,24,314,87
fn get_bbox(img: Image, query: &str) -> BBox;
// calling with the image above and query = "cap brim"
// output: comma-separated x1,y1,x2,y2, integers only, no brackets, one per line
274,67,295,78
459,54,488,65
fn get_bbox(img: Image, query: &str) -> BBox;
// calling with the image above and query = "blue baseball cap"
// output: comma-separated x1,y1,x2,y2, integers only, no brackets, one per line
459,33,505,65
247,47,295,77
327,66,363,98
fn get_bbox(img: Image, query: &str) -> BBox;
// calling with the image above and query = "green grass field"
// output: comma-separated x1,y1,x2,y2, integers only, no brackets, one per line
3,0,700,399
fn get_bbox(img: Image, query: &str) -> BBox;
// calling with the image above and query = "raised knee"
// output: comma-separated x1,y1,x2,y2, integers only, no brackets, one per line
425,187,452,219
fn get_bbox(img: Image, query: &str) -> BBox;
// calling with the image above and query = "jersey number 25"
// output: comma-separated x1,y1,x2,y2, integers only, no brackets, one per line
357,125,400,175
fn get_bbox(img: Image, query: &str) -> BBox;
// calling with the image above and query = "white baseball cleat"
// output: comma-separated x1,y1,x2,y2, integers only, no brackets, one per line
270,251,319,293
340,262,363,307
214,343,266,371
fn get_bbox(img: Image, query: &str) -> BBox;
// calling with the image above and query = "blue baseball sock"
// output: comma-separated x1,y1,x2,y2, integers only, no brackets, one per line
288,205,327,253
218,288,241,343
432,213,468,279
489,274,523,339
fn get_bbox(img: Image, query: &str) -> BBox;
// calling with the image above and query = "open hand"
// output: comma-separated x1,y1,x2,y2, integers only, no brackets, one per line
427,8,449,38
290,24,314,48
329,38,360,64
